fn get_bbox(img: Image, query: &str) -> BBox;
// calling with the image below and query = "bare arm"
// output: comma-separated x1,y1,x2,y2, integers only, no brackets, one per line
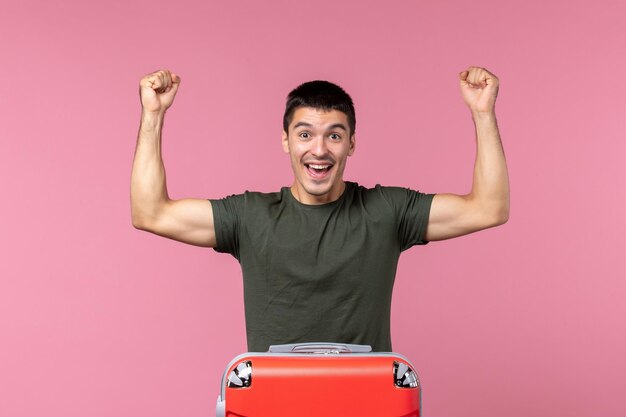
131,70,217,247
425,67,510,241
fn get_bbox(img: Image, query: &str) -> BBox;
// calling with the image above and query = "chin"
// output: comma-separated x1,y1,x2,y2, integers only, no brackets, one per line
302,181,331,196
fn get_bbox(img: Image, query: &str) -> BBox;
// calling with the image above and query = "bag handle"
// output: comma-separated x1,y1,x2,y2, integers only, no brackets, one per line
268,342,372,354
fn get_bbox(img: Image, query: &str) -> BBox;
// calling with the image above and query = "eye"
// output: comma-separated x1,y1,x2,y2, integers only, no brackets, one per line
329,133,341,141
299,132,311,139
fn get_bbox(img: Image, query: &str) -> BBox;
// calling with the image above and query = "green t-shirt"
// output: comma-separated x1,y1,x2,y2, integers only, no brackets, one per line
210,182,434,352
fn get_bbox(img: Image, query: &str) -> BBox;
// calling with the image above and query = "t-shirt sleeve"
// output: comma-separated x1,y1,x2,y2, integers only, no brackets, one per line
375,185,435,251
209,194,246,260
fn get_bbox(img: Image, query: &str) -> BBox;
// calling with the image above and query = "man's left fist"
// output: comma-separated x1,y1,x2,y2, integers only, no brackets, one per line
459,66,499,114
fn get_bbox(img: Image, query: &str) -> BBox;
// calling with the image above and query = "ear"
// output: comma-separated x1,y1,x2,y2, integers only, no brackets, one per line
348,134,356,156
281,130,289,153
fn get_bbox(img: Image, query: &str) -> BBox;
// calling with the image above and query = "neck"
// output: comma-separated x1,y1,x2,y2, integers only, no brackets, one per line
290,181,346,205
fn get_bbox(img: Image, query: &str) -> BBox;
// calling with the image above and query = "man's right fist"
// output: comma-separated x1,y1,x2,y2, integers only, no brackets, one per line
139,70,181,114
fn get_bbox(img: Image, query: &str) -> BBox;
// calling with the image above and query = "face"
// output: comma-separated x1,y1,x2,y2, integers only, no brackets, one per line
282,106,355,205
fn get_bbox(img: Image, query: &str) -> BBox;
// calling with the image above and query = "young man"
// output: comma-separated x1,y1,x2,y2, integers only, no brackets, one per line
131,67,509,352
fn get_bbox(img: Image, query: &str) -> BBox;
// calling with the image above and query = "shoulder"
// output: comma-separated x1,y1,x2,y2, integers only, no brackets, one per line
349,182,431,204
212,188,284,205
210,188,288,221
242,189,285,205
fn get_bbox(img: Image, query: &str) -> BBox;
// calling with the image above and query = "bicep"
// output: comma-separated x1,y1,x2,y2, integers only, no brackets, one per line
146,198,217,247
425,193,499,241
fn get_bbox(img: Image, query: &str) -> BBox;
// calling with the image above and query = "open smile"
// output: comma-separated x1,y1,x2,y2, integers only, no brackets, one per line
304,163,334,179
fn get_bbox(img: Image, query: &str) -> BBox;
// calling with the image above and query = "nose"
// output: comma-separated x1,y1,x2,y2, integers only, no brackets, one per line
311,136,328,156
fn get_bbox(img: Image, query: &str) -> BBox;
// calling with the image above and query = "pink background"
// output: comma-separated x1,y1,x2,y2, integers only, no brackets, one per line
1,0,625,416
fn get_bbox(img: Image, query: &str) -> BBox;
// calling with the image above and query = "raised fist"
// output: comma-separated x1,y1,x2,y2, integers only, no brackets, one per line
459,66,499,114
139,70,181,114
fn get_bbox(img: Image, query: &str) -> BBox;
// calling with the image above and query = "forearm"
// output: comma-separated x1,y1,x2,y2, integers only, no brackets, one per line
468,111,510,223
131,111,170,228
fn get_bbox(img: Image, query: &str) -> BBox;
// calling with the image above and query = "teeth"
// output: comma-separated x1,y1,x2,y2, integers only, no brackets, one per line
308,164,330,169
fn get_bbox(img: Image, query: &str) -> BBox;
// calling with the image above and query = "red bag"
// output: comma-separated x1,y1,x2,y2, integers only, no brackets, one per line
216,342,421,417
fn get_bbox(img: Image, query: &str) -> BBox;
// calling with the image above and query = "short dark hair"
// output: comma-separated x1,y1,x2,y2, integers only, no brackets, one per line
283,80,356,136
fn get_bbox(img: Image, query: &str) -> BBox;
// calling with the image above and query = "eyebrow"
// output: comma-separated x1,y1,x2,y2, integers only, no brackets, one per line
293,121,348,132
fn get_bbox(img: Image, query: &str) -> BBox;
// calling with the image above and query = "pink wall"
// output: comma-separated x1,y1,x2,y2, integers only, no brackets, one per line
1,0,624,416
